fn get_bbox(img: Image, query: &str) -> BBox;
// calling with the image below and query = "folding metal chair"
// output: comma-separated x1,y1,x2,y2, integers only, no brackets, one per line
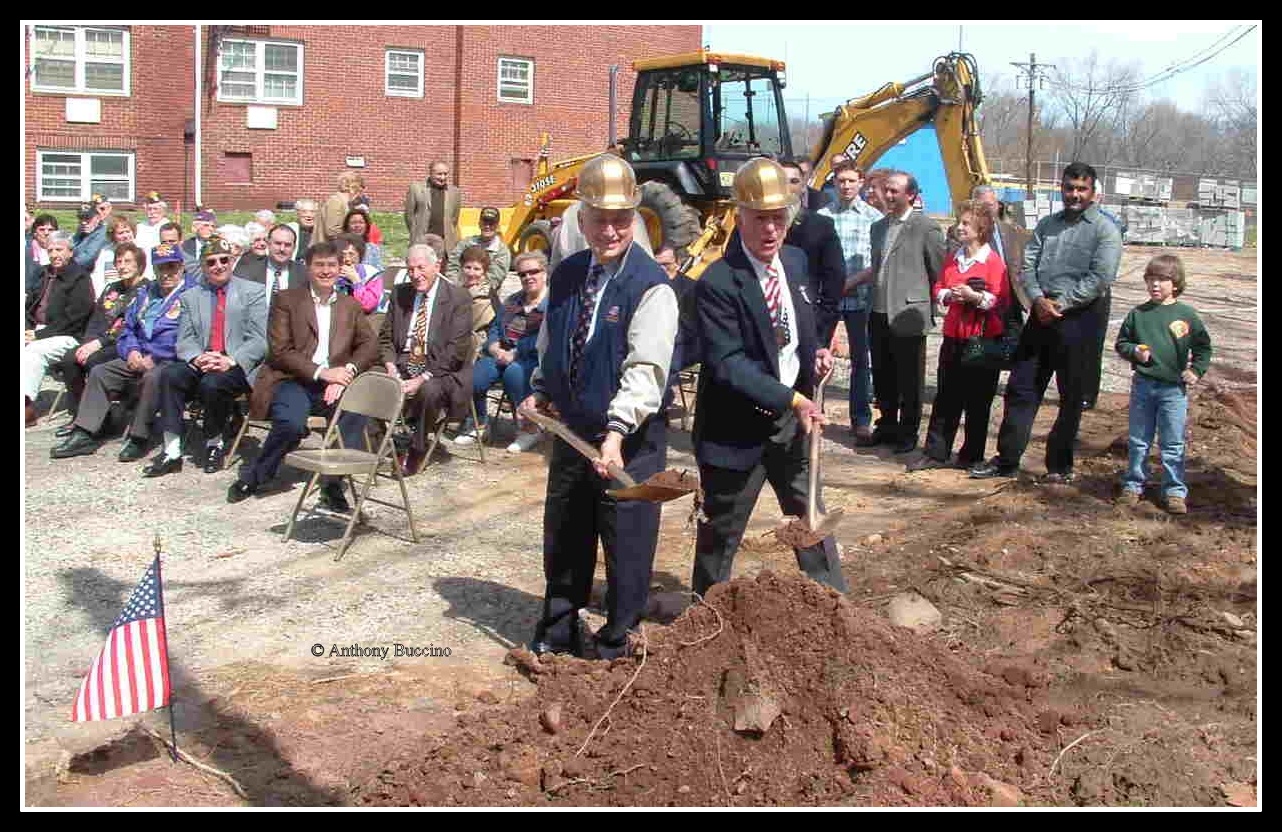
423,396,487,465
226,394,328,468
282,372,417,561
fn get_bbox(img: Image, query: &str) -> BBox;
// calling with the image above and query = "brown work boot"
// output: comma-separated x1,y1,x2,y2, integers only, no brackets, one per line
1165,495,1188,515
1115,490,1141,508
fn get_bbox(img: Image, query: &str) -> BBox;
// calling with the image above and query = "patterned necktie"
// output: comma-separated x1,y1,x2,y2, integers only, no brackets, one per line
405,292,429,377
569,264,604,388
763,263,782,326
272,267,283,297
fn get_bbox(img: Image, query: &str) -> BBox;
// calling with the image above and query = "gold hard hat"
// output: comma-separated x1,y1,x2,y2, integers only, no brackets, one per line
733,157,798,211
577,154,641,210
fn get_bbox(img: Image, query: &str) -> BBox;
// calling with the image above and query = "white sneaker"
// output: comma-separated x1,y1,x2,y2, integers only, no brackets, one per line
506,430,542,453
453,424,485,446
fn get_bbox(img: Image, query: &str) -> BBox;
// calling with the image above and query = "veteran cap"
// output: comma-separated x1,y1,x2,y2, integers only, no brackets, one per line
194,208,217,223
202,235,235,259
151,242,184,266
479,206,501,224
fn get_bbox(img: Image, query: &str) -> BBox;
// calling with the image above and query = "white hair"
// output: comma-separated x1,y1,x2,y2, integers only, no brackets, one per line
217,224,249,249
405,243,439,266
48,231,74,248
294,198,318,211
244,221,267,239
254,209,276,227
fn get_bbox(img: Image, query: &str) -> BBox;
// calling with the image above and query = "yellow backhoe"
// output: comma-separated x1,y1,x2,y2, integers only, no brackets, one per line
480,51,991,278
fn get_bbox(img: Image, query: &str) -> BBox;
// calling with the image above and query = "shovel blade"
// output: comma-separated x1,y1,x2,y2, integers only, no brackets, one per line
606,483,696,503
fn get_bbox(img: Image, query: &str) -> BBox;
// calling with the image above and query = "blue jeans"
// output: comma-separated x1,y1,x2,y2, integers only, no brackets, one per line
841,308,873,428
1122,374,1188,498
472,355,537,426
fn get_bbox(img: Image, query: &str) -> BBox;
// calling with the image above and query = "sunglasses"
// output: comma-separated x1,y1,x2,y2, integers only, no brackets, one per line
204,256,231,265
517,268,544,277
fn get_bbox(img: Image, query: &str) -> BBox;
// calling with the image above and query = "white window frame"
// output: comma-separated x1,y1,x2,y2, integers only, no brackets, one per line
497,56,534,104
36,150,136,204
216,38,304,106
28,25,131,97
385,48,423,98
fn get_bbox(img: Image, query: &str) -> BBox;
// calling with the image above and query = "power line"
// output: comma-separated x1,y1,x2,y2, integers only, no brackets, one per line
1051,24,1257,96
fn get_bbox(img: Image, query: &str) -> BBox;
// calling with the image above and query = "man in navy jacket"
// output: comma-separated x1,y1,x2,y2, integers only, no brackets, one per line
691,157,848,595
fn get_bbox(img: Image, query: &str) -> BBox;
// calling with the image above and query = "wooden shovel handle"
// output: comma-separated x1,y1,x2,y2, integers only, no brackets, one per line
523,409,638,488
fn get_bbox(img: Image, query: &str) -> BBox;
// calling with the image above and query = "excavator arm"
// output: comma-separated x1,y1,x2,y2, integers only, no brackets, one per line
808,52,990,212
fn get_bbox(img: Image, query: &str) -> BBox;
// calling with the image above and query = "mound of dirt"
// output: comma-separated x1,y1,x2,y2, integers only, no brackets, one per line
354,572,1067,806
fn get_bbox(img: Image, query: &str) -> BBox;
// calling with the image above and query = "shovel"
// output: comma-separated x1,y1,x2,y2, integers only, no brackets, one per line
773,366,845,548
522,409,698,503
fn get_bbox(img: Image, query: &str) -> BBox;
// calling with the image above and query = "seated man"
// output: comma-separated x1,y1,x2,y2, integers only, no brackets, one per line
151,236,268,476
25,231,95,426
444,206,510,293
56,241,154,426
51,242,193,460
379,243,473,474
228,241,379,509
235,223,305,299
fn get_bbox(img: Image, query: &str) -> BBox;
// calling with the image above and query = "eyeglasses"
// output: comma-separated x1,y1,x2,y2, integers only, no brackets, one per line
787,178,803,184
517,268,544,277
204,256,231,265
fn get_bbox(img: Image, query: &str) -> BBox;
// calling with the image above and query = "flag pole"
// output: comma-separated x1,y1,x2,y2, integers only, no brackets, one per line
154,532,178,762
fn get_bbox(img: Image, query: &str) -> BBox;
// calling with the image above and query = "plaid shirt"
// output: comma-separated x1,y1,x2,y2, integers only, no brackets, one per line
818,197,883,311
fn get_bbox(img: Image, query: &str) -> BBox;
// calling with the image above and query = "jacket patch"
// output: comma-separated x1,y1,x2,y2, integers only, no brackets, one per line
166,304,182,319
1168,319,1190,339
604,305,621,324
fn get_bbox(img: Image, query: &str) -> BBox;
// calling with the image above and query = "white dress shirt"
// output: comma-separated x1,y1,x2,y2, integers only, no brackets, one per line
744,248,800,389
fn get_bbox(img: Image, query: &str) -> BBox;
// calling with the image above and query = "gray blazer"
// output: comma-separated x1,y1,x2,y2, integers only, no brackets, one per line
176,276,269,381
869,211,947,336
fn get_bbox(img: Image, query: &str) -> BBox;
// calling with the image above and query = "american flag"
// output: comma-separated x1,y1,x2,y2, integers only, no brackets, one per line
70,557,171,722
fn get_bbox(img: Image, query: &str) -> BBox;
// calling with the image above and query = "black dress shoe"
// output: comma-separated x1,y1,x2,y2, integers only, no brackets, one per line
869,429,896,446
969,458,1018,479
54,424,76,438
893,438,918,455
50,429,99,459
203,445,226,474
318,483,351,514
227,479,257,504
141,454,183,478
906,454,949,472
117,437,148,462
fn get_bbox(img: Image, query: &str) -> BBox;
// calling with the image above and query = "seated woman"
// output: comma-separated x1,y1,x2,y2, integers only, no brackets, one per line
56,242,154,426
349,195,383,244
908,200,1009,471
335,233,384,315
342,208,383,270
455,251,547,453
89,216,139,298
242,221,270,271
457,245,498,358
50,242,194,461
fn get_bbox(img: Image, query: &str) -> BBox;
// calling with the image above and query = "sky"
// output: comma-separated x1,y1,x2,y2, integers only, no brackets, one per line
702,21,1260,118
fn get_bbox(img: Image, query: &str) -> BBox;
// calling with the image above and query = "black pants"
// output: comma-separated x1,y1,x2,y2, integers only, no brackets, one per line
58,342,118,410
693,413,847,596
869,312,926,443
242,379,368,487
994,297,1102,474
1082,288,1111,407
534,415,667,653
157,361,250,440
923,338,1001,465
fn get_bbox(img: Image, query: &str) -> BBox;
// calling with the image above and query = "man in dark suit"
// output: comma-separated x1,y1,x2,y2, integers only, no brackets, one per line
866,170,947,454
379,243,474,474
25,231,96,426
235,224,306,300
520,154,679,661
150,236,269,476
227,240,379,509
780,160,845,346
692,157,847,596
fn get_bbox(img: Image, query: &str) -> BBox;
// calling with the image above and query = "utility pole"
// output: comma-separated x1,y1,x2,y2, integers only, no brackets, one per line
1010,53,1054,198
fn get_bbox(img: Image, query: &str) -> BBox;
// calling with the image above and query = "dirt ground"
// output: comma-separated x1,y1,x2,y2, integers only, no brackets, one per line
22,246,1257,807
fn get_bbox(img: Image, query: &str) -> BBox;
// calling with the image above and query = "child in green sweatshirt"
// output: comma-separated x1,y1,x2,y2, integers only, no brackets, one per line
1114,254,1213,514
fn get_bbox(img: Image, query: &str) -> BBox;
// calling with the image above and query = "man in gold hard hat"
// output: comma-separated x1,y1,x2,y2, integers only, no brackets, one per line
690,156,848,595
520,153,680,660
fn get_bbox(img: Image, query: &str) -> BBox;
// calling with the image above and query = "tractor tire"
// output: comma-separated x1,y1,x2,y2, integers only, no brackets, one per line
638,180,702,251
517,219,554,255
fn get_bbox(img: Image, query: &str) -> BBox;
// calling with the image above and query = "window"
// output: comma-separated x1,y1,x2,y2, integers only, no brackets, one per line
36,150,135,203
497,57,533,104
29,25,130,95
217,38,302,105
385,49,423,97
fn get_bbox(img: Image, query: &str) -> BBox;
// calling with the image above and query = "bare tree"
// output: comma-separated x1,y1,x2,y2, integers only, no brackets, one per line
1046,52,1141,165
1204,69,1257,178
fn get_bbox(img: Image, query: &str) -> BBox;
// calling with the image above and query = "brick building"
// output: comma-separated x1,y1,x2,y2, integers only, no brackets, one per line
24,24,702,220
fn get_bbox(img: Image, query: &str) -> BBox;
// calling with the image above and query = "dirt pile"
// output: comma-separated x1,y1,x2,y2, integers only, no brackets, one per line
355,572,1067,806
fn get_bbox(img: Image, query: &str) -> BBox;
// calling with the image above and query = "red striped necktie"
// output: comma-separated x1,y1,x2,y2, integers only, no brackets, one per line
764,263,782,327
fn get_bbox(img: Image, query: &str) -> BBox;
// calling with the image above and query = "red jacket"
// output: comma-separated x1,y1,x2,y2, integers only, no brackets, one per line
937,246,1008,339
